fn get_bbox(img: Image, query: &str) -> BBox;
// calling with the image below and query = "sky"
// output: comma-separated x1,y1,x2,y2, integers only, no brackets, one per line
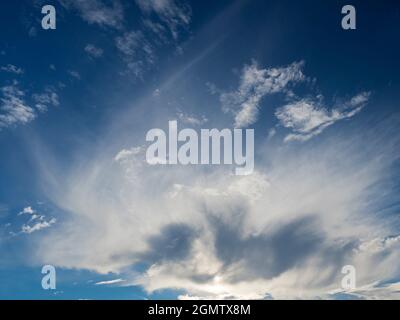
0,0,400,299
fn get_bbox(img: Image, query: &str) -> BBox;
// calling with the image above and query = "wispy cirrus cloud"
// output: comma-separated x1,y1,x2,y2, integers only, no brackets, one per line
33,91,400,299
1,64,24,75
356,234,400,254
135,0,191,40
331,281,400,300
114,0,191,77
0,83,35,129
60,0,192,79
60,0,124,29
0,82,61,129
18,206,34,215
16,206,57,235
219,60,369,141
276,92,370,142
68,70,81,80
21,218,56,234
220,61,306,128
84,44,104,58
2,0,398,301
176,110,208,126
115,31,155,77
95,278,125,285
142,18,169,43
32,88,60,113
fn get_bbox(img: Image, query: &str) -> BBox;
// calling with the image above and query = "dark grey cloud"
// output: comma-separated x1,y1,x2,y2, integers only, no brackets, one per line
211,215,323,282
140,223,197,263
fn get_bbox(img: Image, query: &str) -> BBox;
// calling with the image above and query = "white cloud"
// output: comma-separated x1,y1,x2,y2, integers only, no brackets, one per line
15,206,57,235
0,84,60,129
153,88,161,97
103,1,192,77
18,206,35,215
135,0,191,39
267,128,276,139
23,56,397,299
356,235,400,254
0,82,59,130
176,110,208,126
33,109,400,299
95,278,125,285
206,82,219,95
220,61,305,128
115,31,143,56
84,44,104,58
1,64,24,75
68,70,81,80
331,281,400,300
115,31,155,77
60,0,124,29
275,92,370,142
114,147,142,162
0,84,36,129
21,218,56,234
142,19,168,42
32,88,60,113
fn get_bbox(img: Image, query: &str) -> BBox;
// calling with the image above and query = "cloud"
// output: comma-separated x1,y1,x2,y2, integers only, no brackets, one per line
115,31,144,56
176,110,208,126
19,52,396,299
21,218,56,234
142,19,168,43
84,44,104,58
95,278,125,285
115,31,155,77
60,0,192,78
114,147,142,163
330,281,400,300
18,206,35,215
220,61,306,128
206,82,219,95
32,106,400,299
68,70,81,80
0,84,36,129
28,26,37,38
356,235,400,254
102,1,192,77
153,88,161,97
219,60,367,134
60,0,124,29
15,206,57,235
135,0,191,39
1,64,24,75
0,84,60,129
275,92,370,142
32,88,60,113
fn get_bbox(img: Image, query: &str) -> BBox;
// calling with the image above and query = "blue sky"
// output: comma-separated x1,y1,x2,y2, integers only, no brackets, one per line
1,0,400,299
